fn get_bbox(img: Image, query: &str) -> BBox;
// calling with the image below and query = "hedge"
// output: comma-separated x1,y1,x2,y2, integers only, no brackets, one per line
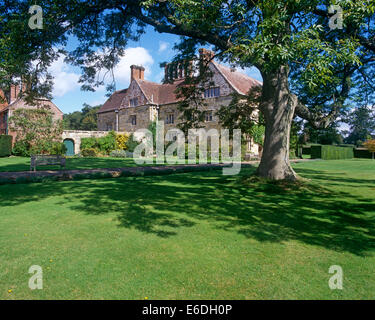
302,146,311,155
354,148,373,159
311,145,354,160
0,135,12,157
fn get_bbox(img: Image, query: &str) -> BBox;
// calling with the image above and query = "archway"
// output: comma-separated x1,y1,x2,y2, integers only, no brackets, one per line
63,139,75,156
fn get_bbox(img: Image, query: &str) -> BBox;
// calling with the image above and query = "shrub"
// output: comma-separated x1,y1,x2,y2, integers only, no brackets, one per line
302,146,311,155
9,108,63,156
49,142,67,155
116,133,129,150
97,132,116,154
13,140,30,156
0,135,12,157
363,139,375,159
311,145,354,160
80,137,97,150
81,148,98,157
80,131,117,155
125,133,140,152
354,148,373,159
110,149,128,158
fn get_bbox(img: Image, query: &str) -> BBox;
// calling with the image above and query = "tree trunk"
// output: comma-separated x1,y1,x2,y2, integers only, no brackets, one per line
255,65,299,181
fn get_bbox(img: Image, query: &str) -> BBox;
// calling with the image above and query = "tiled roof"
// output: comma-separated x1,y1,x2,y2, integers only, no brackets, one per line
97,89,128,113
136,79,185,105
213,62,262,95
137,80,160,104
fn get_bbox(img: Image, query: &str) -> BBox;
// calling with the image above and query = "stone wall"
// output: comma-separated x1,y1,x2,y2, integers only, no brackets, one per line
160,96,233,132
62,130,115,155
97,111,117,131
118,105,157,133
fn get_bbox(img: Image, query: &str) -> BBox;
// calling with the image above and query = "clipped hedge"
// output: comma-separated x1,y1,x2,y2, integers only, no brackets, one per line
354,148,373,159
302,146,311,155
311,145,354,160
0,135,12,157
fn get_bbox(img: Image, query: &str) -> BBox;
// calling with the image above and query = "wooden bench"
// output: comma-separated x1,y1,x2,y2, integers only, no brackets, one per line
30,155,66,172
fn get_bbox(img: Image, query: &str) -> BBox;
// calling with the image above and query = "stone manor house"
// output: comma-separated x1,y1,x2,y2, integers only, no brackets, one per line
97,48,262,154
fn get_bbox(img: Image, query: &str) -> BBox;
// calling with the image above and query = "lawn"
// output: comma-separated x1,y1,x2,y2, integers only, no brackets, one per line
0,156,148,172
1,159,374,299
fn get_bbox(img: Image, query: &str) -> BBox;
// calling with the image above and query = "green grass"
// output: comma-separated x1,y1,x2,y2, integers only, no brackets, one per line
1,159,374,299
0,156,155,172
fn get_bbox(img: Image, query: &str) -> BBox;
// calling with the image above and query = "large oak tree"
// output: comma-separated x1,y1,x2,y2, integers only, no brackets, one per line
1,0,374,179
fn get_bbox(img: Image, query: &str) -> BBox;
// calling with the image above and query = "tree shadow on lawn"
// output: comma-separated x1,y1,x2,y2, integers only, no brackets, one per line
294,168,375,189
1,167,374,256
0,157,142,172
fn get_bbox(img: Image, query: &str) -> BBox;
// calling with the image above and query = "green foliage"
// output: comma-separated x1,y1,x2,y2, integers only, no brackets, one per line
344,106,375,146
0,135,12,157
80,137,97,150
81,148,98,157
311,145,354,160
354,148,373,159
9,108,63,157
50,142,67,156
97,131,117,154
63,104,101,130
125,134,140,153
80,131,117,155
302,121,344,146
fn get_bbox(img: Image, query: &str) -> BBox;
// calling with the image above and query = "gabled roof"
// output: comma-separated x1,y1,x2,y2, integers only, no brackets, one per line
212,62,262,95
137,79,185,105
97,89,128,113
137,80,160,104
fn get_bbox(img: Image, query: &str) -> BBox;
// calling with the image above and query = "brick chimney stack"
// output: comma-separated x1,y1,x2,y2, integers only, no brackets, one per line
10,84,20,104
199,48,215,62
130,65,145,82
21,77,31,93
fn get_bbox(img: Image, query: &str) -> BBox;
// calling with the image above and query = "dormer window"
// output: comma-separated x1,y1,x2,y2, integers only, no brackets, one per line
130,97,138,107
204,87,220,98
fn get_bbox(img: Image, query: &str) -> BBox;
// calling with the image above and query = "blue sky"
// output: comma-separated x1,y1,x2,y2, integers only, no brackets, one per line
50,26,262,114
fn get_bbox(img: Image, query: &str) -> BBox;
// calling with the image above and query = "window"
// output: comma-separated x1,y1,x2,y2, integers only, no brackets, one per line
204,87,220,98
130,115,137,125
166,113,174,124
106,123,113,131
130,97,138,107
205,111,213,122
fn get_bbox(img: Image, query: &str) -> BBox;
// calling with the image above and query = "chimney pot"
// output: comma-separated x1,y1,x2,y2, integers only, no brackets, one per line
199,48,215,62
130,65,145,82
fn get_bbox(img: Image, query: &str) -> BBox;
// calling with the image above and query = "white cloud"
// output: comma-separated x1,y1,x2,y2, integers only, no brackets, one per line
158,41,169,53
49,56,80,97
48,47,153,99
113,47,154,86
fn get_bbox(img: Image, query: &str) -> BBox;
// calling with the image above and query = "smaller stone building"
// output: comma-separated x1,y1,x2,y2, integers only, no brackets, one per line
0,84,63,143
